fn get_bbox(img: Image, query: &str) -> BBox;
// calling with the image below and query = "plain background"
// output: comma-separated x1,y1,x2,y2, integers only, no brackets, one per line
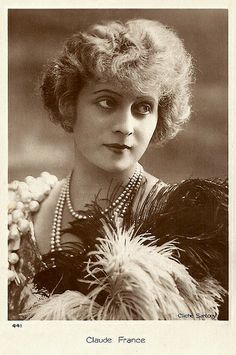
8,9,228,183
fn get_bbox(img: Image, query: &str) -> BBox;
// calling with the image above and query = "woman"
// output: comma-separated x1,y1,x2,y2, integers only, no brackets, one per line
8,19,228,320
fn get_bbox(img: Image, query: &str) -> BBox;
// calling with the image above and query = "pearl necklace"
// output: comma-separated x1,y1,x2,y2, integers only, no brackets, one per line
50,164,143,258
66,163,143,220
50,181,67,253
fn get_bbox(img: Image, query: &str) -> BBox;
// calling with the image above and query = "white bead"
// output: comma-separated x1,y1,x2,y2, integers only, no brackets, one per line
9,188,16,201
8,214,13,225
20,190,32,203
18,219,30,233
9,180,19,191
16,201,25,210
8,241,15,252
41,171,51,178
18,181,29,192
41,183,51,195
12,210,24,223
31,191,45,202
25,176,35,184
8,200,17,212
28,181,41,191
8,270,16,282
47,175,58,188
8,224,20,240
37,177,46,185
8,238,21,251
29,200,40,212
8,252,19,264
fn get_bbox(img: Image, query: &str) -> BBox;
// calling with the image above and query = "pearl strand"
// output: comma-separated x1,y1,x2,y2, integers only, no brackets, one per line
66,163,143,220
103,164,142,215
113,167,143,218
50,181,67,264
50,164,143,255
66,178,88,220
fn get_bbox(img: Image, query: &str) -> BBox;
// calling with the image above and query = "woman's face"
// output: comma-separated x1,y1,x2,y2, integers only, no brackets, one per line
73,81,158,173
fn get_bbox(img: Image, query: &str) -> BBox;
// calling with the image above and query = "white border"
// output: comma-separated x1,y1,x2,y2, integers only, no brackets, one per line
1,1,235,354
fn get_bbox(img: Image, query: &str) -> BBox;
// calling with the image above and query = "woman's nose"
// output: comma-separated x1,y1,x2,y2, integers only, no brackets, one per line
112,108,134,136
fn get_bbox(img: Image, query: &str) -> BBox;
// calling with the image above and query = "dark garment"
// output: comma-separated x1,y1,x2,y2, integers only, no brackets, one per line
8,178,228,320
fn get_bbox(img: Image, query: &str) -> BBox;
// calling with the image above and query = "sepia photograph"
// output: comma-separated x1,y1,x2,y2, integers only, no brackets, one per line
7,7,228,324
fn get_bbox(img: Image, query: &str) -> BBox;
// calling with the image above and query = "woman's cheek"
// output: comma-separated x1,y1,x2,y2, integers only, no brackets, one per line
141,122,156,142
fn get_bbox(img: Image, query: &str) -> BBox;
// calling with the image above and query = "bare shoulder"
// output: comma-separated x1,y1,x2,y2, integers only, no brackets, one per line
33,179,66,255
36,178,65,213
132,170,167,209
143,170,167,192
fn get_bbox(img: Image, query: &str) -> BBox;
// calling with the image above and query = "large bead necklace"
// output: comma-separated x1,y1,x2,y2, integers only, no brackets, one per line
8,172,59,283
50,164,143,256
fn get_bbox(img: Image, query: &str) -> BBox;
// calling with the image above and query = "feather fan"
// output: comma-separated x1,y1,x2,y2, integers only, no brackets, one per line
25,178,227,320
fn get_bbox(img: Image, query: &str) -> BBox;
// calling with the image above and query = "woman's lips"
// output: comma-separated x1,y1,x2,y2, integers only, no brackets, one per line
103,143,131,153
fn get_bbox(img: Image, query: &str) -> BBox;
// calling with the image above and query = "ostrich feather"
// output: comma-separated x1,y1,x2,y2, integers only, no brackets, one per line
81,219,225,320
24,217,225,320
126,178,228,286
23,290,100,320
23,178,227,320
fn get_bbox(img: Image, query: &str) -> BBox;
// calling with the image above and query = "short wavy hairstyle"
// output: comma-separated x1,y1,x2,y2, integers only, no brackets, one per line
40,19,194,143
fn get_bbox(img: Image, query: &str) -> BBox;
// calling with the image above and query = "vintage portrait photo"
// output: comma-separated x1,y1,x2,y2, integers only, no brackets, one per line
7,8,228,322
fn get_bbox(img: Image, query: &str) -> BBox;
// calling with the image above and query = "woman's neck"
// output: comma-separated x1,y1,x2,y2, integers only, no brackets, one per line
70,154,137,211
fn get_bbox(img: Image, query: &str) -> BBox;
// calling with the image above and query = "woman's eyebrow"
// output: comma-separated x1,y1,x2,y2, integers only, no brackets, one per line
92,89,122,97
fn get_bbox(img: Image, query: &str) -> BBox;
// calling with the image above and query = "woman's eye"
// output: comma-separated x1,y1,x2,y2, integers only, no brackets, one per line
97,99,114,109
134,103,153,115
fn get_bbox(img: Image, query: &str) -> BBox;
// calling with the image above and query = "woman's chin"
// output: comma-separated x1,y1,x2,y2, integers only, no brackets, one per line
96,158,137,174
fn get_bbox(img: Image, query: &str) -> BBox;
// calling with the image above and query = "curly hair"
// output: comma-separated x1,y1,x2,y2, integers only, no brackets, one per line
40,19,194,143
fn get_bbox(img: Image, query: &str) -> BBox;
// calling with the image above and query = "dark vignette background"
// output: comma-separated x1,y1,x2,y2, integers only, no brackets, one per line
8,9,228,183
